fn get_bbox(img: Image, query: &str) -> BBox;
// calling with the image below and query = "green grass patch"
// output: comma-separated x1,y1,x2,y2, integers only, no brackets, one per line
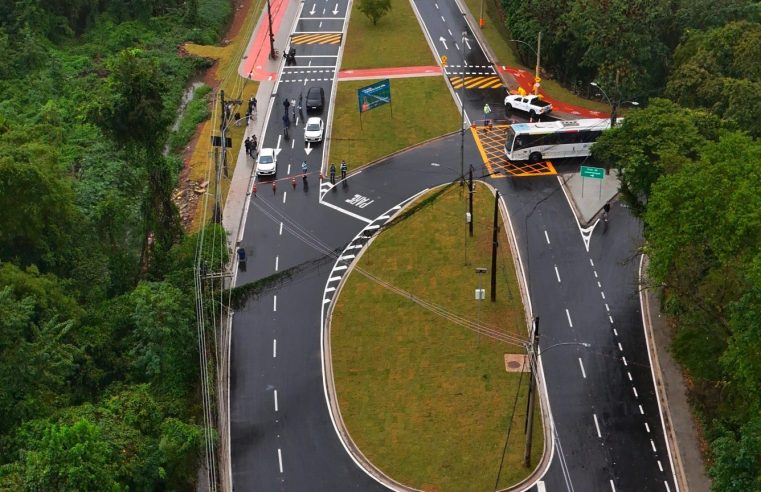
328,77,459,168
341,0,435,69
169,84,212,153
460,0,610,113
332,183,542,490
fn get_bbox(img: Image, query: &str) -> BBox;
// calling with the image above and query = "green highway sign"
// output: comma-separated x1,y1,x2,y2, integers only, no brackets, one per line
580,165,605,179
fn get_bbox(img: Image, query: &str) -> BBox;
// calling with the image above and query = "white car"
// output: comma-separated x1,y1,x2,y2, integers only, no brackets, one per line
256,148,277,176
304,117,324,143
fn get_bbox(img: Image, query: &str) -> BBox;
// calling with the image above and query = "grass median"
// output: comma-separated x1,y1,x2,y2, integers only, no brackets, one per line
342,0,434,69
331,182,542,491
328,77,460,168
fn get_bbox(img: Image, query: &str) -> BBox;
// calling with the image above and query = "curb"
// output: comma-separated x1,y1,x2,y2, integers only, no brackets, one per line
639,255,686,492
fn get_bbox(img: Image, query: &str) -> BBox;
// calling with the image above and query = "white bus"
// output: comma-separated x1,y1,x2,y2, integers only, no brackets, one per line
504,118,613,163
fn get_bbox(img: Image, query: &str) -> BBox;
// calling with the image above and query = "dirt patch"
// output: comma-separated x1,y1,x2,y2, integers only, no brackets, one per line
504,354,529,372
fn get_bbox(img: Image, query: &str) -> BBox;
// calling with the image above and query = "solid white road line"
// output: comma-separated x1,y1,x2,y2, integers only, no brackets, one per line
274,389,278,411
566,308,573,327
278,448,283,473
593,413,602,438
544,230,550,244
610,479,616,491
279,222,283,235
578,358,586,379
554,265,561,283
273,339,277,358
665,480,671,492
275,256,279,271
273,295,277,312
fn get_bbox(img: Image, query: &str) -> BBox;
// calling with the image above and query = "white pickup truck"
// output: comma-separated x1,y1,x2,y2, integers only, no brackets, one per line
504,94,552,117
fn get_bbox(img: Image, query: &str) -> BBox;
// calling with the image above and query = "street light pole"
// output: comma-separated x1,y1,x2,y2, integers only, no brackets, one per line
460,31,469,185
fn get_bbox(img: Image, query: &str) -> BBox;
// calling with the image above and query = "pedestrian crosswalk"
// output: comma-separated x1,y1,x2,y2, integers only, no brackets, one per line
449,75,503,89
290,32,342,45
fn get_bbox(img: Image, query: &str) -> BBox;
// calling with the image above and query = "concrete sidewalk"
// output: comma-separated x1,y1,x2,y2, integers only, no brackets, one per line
559,169,620,226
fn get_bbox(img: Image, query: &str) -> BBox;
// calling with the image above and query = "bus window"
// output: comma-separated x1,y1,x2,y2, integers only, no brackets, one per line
505,127,517,154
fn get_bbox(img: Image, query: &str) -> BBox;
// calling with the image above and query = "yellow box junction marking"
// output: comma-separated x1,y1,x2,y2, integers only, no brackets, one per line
290,33,342,45
449,76,503,90
470,124,557,178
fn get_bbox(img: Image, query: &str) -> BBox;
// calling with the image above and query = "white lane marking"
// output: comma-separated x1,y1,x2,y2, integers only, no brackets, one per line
613,328,619,336
627,371,632,381
448,28,452,36
601,291,606,299
291,139,295,149
275,256,279,271
578,358,586,379
657,460,663,472
618,342,623,351
554,265,561,283
435,2,439,8
639,404,644,414
273,339,277,358
597,281,602,288
590,258,595,267
334,265,348,271
536,481,546,492
610,480,616,491
633,387,639,398
319,20,322,28
278,448,283,473
276,134,282,151
318,198,373,223
287,164,291,174
326,287,335,292
565,308,573,327
605,303,610,312
279,222,283,235
622,356,628,366
609,315,614,323
328,276,342,282
593,413,602,438
441,15,445,22
273,295,277,312
645,422,651,433
544,230,550,244
650,439,657,452
594,270,598,278
283,191,287,203
665,481,671,492
274,389,279,410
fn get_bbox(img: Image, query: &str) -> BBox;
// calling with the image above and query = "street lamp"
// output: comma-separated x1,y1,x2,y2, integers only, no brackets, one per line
509,36,542,95
590,81,639,127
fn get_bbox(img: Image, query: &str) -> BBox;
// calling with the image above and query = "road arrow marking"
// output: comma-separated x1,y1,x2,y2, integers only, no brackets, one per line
305,143,313,155
332,3,339,14
309,3,316,14
463,37,472,50
439,36,448,50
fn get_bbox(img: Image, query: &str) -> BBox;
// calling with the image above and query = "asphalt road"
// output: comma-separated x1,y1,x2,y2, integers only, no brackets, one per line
230,0,677,489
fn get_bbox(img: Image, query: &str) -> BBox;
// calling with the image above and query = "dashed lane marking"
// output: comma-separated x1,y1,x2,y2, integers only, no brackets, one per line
290,32,342,44
470,124,557,177
449,75,503,89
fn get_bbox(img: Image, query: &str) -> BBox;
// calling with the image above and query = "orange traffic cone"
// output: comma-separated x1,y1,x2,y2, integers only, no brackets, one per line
252,183,257,196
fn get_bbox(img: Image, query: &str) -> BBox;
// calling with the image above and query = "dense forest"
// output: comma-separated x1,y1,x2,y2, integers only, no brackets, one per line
0,0,229,489
501,0,761,489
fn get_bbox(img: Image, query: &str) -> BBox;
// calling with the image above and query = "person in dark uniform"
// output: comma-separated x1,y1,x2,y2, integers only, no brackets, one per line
329,163,336,184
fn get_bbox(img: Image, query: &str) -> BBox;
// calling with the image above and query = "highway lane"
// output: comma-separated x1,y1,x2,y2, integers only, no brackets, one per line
496,174,676,491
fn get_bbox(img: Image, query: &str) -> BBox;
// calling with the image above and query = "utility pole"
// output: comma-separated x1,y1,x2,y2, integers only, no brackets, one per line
524,316,540,467
533,32,542,95
490,190,499,302
468,166,474,237
267,0,276,59
610,68,621,127
212,90,226,224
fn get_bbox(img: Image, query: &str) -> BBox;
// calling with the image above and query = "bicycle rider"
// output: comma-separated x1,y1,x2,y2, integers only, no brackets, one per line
301,160,308,179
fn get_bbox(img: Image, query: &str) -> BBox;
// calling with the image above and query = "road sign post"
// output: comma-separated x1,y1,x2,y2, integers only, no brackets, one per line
580,165,605,198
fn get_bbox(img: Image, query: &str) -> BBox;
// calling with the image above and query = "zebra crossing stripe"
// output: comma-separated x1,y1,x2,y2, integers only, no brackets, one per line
449,75,503,89
291,33,342,45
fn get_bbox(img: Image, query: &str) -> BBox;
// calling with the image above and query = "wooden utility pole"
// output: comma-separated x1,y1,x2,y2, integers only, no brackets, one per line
524,317,540,467
267,0,276,58
468,167,474,237
533,32,542,95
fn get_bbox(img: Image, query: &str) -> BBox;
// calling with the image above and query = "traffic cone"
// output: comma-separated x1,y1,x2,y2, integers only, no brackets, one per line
252,183,257,196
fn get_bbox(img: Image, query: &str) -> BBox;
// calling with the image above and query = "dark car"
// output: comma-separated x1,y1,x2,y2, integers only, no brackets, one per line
305,86,324,111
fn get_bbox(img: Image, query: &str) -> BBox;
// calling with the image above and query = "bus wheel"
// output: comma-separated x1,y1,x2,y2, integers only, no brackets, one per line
529,152,542,163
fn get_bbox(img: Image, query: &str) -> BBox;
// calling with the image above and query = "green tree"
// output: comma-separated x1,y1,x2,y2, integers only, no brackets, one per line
592,98,722,214
21,419,121,491
709,416,761,492
358,0,392,25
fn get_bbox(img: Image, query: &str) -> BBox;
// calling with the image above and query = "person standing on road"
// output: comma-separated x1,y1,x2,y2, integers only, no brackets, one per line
340,160,347,180
329,163,336,184
301,160,308,179
282,113,290,137
283,96,290,114
483,103,491,122
251,135,258,156
244,137,251,157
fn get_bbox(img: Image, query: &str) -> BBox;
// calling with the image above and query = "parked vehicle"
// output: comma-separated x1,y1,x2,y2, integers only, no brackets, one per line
304,117,324,142
504,94,552,117
305,86,324,111
256,148,277,176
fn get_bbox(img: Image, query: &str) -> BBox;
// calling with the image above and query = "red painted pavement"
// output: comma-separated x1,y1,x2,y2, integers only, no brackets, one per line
337,65,442,80
240,0,289,80
499,66,608,119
